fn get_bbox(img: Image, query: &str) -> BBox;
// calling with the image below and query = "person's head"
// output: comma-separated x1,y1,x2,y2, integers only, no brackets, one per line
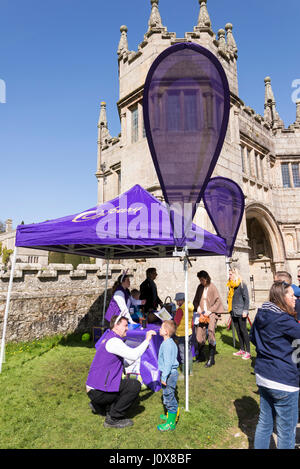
274,271,292,285
269,281,296,316
131,289,140,300
197,270,211,287
146,268,158,281
110,315,129,337
174,292,185,307
159,320,176,339
229,267,242,283
112,273,130,293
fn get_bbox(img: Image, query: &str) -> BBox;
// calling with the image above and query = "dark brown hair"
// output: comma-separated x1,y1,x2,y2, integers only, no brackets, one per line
269,281,295,317
197,270,211,285
110,315,128,329
146,267,157,277
112,274,130,294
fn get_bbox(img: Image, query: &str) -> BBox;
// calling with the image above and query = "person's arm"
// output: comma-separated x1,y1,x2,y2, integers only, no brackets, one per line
160,341,177,384
241,283,250,316
113,290,134,323
106,331,156,361
174,307,183,326
130,296,145,307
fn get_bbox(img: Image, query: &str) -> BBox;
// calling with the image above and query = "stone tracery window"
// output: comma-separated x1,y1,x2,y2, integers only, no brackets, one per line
292,163,300,188
281,163,291,188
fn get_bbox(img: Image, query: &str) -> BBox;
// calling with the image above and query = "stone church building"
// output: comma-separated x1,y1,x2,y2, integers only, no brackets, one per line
96,0,300,306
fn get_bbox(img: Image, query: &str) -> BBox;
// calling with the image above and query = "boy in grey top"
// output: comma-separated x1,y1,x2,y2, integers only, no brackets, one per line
157,320,179,431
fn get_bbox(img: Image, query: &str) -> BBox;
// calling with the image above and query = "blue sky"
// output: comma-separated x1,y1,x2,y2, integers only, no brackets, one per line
0,0,299,227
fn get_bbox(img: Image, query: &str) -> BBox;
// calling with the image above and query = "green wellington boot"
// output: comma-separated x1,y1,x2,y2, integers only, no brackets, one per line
157,412,177,431
160,407,180,422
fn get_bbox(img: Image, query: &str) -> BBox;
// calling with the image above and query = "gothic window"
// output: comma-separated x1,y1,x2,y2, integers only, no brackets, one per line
184,91,197,131
116,169,121,194
281,163,291,188
165,90,200,132
292,163,300,188
255,153,259,178
131,106,139,143
166,92,181,131
247,148,254,177
240,145,245,172
260,155,264,181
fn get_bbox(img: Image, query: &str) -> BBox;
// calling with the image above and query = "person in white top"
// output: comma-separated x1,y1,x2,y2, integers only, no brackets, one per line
86,314,156,428
105,273,146,324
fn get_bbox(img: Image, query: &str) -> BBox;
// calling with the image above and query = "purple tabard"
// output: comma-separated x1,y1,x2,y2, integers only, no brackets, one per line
86,330,124,392
105,286,131,323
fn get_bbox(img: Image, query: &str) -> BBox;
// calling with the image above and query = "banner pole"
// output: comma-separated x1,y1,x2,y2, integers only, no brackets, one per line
0,247,17,373
184,247,189,412
101,252,110,328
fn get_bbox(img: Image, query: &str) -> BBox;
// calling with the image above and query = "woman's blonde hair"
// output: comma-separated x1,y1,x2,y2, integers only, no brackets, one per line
163,320,177,337
229,267,242,283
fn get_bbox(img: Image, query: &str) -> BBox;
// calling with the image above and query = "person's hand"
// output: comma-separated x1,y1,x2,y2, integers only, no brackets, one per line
204,311,211,317
242,311,248,318
161,380,166,386
141,300,146,305
146,330,156,342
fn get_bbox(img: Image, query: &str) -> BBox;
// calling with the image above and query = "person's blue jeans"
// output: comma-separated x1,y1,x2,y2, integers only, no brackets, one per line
176,335,193,371
254,385,299,449
162,371,178,414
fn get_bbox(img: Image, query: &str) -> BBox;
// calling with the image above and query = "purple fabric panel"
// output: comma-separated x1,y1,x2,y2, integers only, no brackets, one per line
143,42,230,240
104,298,120,323
86,330,124,392
126,324,162,392
203,177,245,257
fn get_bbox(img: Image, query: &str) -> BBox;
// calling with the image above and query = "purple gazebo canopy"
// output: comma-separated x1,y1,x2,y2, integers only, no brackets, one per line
15,184,227,259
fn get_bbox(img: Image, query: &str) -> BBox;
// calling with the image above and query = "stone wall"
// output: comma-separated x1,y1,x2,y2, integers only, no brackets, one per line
0,263,126,343
0,257,257,344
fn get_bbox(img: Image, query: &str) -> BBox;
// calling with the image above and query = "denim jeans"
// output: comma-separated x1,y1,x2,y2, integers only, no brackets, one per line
254,385,299,449
162,371,178,414
175,335,193,372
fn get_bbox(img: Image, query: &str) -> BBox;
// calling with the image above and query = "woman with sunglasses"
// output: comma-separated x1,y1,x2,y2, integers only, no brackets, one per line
250,281,300,449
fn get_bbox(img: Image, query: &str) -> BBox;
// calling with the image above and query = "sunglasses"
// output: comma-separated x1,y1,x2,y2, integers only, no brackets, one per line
274,281,290,288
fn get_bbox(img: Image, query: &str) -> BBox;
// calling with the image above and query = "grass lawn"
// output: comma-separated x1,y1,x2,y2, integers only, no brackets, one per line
0,326,259,449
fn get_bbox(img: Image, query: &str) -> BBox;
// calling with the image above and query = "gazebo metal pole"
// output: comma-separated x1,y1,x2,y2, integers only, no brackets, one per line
0,247,17,373
101,252,110,329
184,247,189,412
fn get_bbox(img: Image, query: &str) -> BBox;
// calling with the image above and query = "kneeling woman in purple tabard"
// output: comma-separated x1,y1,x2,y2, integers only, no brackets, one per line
105,272,146,325
86,314,156,428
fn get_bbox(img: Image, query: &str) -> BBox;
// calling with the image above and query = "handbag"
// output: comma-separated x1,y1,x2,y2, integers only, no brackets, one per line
198,313,210,325
162,296,176,315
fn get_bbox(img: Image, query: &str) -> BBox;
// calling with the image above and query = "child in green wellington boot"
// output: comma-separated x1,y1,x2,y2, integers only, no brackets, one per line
157,320,179,431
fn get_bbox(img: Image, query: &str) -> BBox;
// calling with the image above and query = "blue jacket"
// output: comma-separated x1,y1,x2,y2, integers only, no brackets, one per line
249,302,300,388
158,337,179,383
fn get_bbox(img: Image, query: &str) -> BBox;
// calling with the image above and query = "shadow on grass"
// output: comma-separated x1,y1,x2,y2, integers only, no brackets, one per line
234,395,259,449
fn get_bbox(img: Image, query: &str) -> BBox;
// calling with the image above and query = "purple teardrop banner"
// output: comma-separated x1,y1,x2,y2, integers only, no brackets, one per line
143,42,230,246
203,177,245,257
